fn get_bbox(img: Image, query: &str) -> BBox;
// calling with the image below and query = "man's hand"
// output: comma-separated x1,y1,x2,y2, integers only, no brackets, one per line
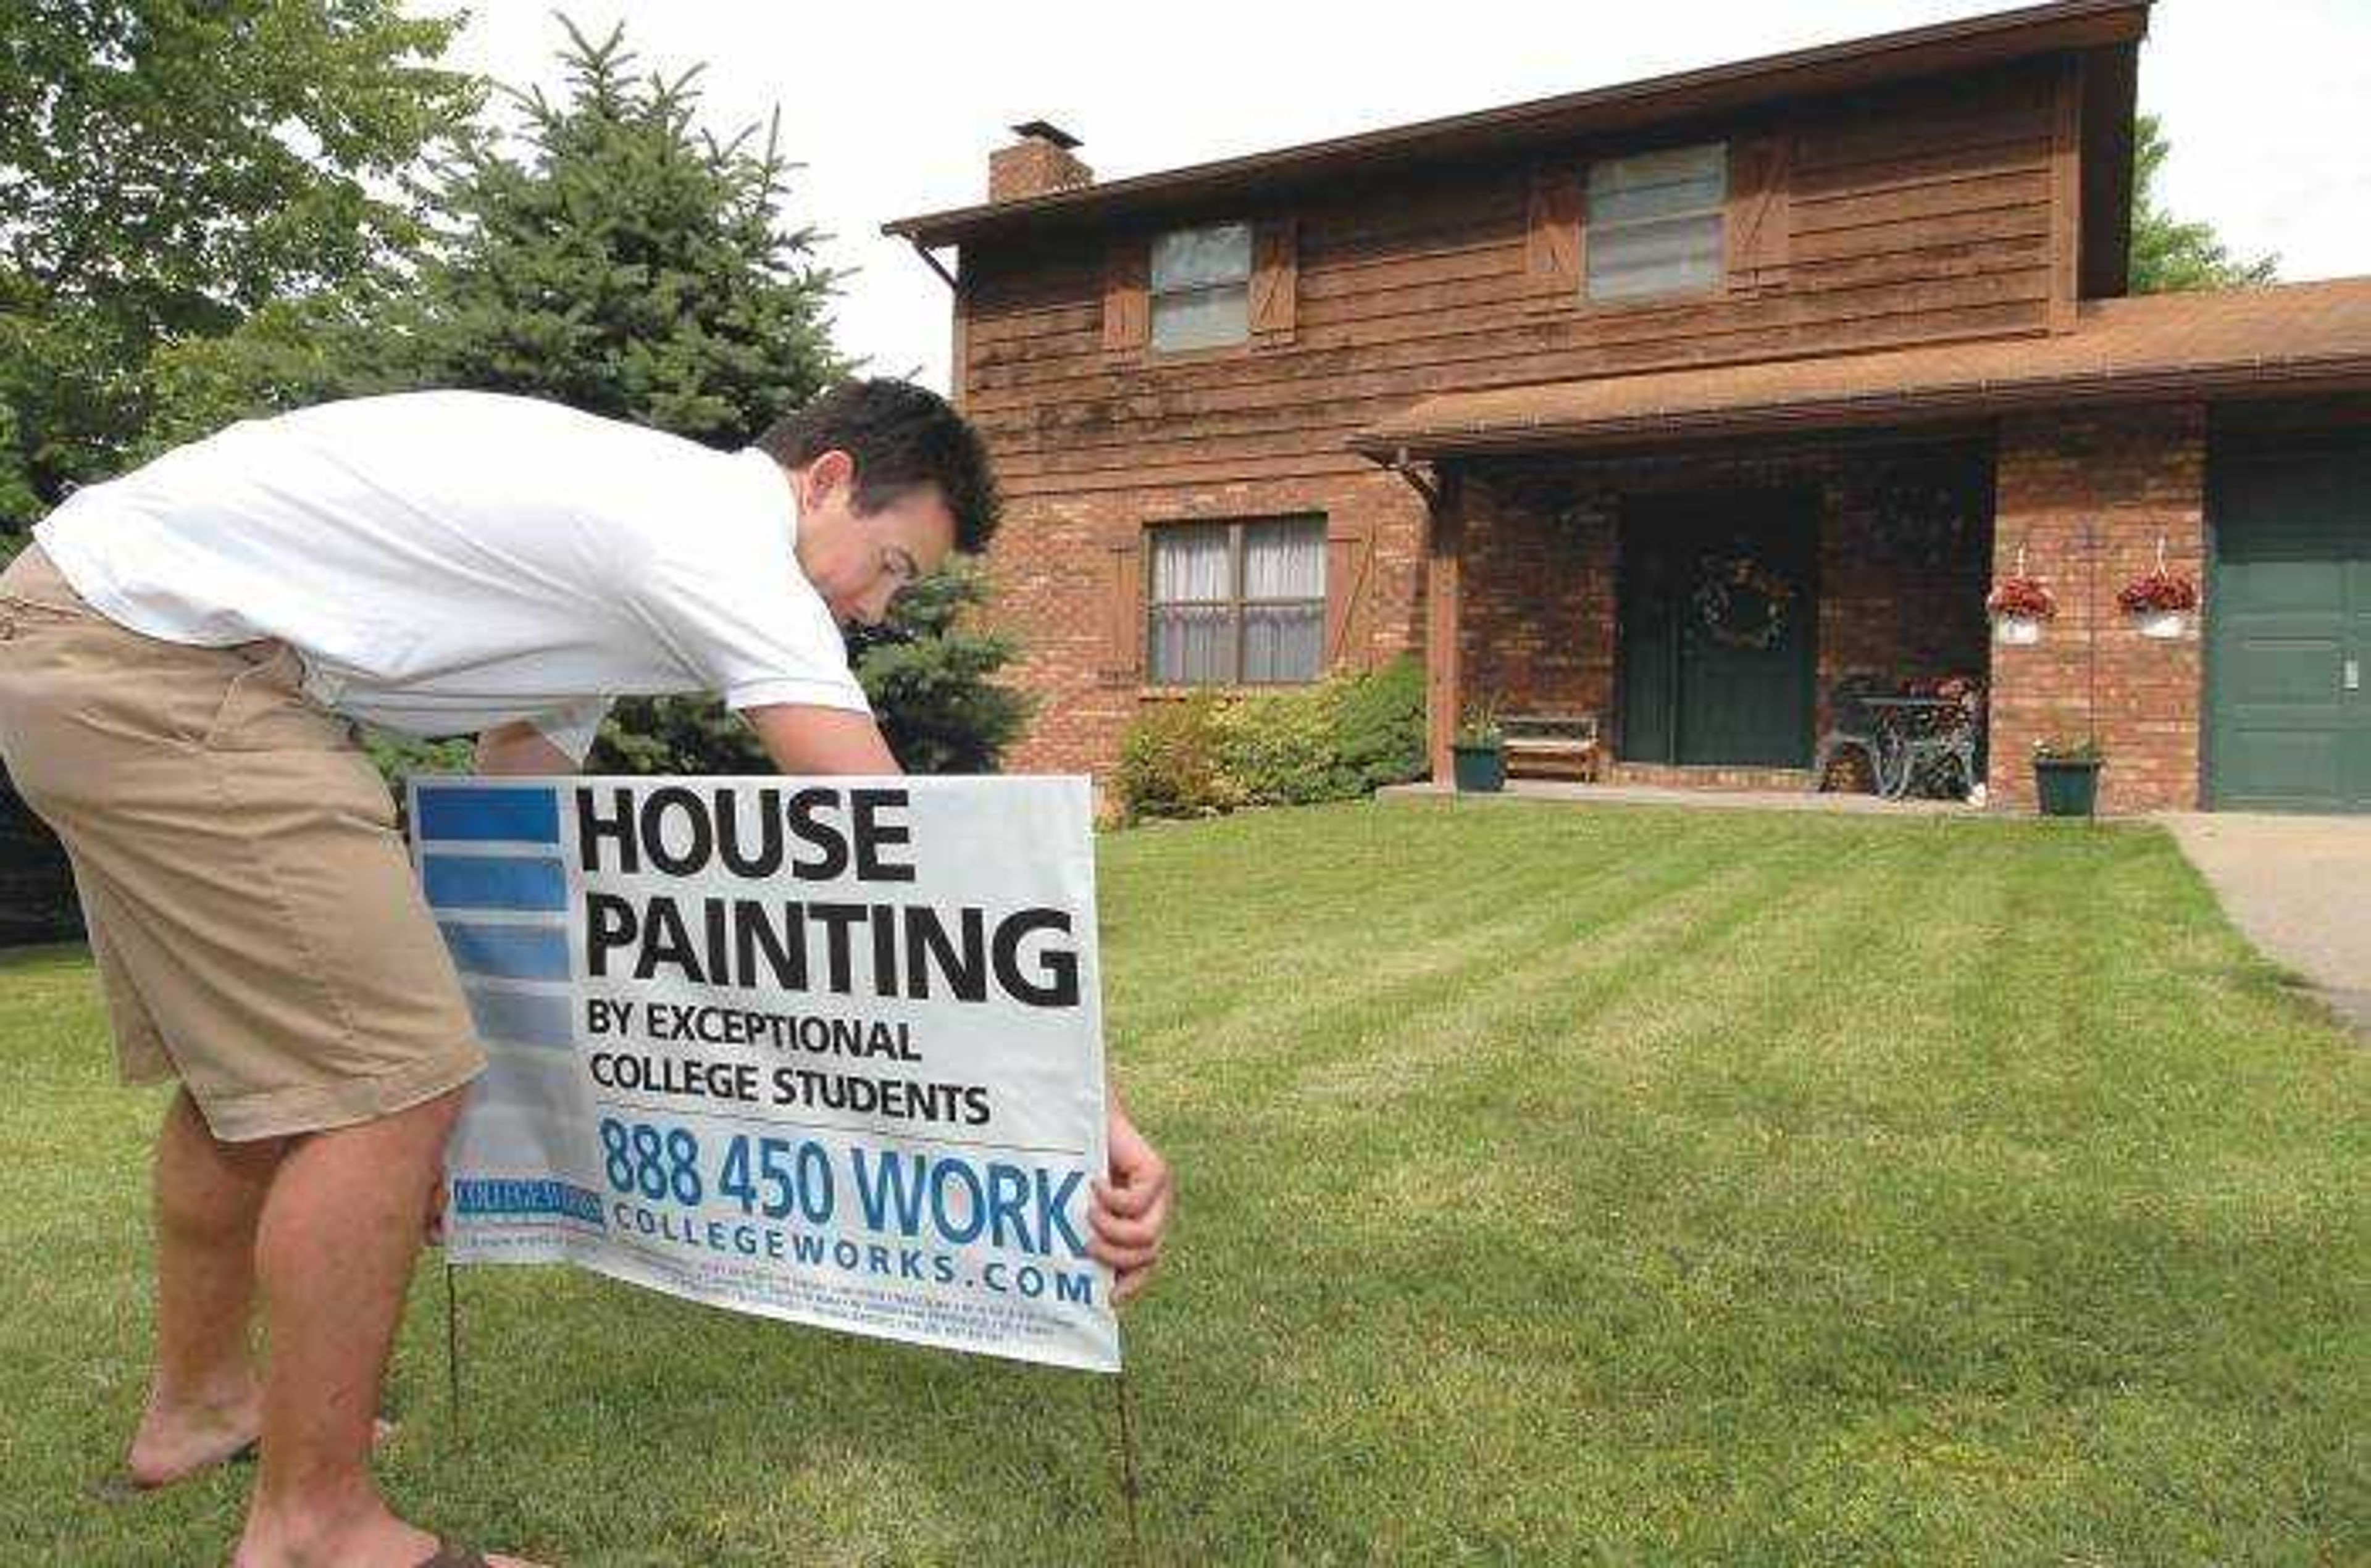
1089,1098,1173,1305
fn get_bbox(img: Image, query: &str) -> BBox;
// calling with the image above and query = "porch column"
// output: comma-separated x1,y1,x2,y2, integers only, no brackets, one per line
1426,469,1465,782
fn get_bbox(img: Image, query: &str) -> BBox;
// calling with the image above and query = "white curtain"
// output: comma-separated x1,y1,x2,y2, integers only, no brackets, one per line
1147,518,1327,685
1242,519,1324,683
1149,524,1233,683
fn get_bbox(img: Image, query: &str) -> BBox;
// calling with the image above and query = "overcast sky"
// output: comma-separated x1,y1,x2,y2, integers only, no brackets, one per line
438,0,2371,394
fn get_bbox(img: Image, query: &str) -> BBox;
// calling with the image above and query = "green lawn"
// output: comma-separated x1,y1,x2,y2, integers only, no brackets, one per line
1,801,2364,1565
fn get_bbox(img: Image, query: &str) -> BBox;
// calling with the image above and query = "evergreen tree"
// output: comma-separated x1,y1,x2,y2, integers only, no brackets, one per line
387,19,847,443
850,558,1033,775
2129,113,2277,294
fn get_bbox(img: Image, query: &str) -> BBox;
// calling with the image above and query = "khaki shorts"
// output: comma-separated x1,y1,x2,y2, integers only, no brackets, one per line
0,545,483,1141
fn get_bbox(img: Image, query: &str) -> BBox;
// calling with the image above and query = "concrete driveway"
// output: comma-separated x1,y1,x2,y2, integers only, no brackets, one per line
2164,813,2371,1038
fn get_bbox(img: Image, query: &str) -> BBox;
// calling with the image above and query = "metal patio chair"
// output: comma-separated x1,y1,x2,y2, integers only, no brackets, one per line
1810,672,1890,794
1891,677,1986,800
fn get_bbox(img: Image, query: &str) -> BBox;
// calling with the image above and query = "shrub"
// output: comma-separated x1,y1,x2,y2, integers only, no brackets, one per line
1216,685,1348,807
1116,693,1242,820
1114,657,1429,822
1330,654,1428,791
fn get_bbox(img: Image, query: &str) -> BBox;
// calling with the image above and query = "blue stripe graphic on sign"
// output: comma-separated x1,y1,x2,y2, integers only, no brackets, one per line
462,986,575,1049
424,855,567,912
440,922,571,982
417,786,560,844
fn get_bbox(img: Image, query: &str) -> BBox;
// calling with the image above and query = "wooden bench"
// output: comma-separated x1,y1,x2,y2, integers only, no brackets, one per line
1501,712,1604,782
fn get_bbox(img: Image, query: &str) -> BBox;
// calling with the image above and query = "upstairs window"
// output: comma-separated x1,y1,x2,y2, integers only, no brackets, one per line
1150,222,1251,351
1586,142,1726,302
1147,517,1326,685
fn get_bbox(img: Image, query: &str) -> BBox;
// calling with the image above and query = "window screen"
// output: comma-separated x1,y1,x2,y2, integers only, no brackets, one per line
1150,223,1252,351
1586,143,1726,302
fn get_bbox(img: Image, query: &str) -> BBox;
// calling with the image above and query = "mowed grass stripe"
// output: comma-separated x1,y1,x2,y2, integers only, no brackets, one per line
2,806,2363,1566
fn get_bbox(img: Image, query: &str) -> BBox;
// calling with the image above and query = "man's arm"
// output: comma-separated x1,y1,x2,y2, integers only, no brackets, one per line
475,720,579,776
743,703,901,775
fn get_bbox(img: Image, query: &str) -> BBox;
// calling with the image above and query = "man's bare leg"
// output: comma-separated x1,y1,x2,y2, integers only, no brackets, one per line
233,1086,538,1568
127,1090,282,1486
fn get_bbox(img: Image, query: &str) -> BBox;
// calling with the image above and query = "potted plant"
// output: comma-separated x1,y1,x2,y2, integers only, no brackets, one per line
2117,562,2199,640
1986,572,2057,646
1450,701,1505,793
2032,733,2105,817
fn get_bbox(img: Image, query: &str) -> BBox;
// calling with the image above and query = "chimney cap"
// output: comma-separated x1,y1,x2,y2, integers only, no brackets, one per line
1009,119,1082,150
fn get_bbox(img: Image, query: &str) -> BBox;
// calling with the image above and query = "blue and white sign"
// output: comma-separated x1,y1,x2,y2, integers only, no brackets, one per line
408,775,1117,1372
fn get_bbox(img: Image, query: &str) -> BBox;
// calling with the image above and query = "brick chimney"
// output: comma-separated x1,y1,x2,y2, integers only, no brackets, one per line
989,120,1092,202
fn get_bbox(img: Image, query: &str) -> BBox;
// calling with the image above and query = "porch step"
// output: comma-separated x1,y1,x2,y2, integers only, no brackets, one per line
1607,762,1813,793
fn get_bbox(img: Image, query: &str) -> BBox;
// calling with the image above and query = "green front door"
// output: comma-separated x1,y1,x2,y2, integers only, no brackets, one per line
2207,440,2371,812
1618,496,1818,768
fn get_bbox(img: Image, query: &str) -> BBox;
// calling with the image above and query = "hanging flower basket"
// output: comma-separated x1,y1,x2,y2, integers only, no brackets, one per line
1986,573,2056,646
2117,564,2199,641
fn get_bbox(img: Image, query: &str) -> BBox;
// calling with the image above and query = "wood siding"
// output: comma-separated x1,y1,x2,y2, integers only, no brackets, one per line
960,60,2069,499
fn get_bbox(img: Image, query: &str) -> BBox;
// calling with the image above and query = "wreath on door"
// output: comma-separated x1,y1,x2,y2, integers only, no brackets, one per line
1693,554,1796,651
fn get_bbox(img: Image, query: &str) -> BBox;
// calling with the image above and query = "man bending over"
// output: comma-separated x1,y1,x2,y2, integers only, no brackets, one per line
0,379,1173,1568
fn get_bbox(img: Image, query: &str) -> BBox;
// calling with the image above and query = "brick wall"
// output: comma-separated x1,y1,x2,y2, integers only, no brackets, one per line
1988,404,2207,813
1455,471,1618,725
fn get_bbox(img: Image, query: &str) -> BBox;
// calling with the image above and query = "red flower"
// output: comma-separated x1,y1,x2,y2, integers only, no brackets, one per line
1986,575,2057,619
2117,567,2199,614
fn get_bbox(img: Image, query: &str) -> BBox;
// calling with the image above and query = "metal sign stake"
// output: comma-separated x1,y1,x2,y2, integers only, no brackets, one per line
1115,1369,1145,1566
444,1259,466,1452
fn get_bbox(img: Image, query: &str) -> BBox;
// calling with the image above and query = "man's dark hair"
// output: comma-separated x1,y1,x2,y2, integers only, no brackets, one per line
755,379,1001,553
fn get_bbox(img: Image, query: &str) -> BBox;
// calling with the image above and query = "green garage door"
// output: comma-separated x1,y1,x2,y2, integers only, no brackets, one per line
2207,441,2371,812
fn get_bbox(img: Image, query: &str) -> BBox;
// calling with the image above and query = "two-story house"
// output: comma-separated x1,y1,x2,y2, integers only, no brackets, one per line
885,0,2371,815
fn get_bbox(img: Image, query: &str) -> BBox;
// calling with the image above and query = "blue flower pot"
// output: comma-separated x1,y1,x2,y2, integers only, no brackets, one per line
1452,743,1505,793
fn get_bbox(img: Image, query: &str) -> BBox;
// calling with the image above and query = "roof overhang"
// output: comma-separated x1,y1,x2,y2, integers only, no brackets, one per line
1349,279,2371,462
886,1,2151,266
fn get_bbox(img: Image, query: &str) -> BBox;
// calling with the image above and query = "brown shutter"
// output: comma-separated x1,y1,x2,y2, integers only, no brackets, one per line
1725,133,1792,284
1524,167,1583,300
1250,218,1297,343
1102,535,1144,685
1324,517,1376,670
1102,241,1148,352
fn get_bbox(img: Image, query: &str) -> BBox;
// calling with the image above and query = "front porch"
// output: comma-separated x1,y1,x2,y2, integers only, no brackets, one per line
1424,436,1999,804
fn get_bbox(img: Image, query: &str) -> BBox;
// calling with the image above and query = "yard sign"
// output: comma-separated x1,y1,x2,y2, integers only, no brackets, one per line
407,775,1118,1373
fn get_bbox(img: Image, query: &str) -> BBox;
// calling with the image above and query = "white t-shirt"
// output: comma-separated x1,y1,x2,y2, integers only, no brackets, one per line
33,391,867,761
